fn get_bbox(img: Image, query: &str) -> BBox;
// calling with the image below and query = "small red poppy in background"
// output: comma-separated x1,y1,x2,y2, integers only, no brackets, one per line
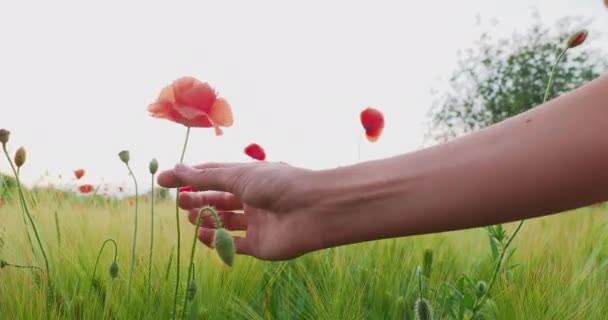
74,169,85,180
179,186,196,193
129,199,135,206
79,184,94,194
0,199,4,208
142,195,149,203
360,107,385,142
148,77,234,136
244,143,266,161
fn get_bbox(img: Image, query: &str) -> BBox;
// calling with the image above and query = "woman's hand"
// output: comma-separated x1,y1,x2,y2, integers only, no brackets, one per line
157,162,329,260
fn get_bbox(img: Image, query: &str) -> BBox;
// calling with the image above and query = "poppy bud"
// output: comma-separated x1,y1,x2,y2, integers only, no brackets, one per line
214,228,235,266
0,129,9,146
109,261,119,279
14,147,26,168
566,30,588,49
118,150,130,164
414,298,433,320
0,260,8,268
149,158,159,175
477,280,487,298
187,279,197,301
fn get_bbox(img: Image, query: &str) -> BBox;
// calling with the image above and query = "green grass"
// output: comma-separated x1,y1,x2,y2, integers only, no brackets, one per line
1,190,608,319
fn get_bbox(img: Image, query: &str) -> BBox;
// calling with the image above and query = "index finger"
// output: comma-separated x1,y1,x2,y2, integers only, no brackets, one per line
157,162,250,188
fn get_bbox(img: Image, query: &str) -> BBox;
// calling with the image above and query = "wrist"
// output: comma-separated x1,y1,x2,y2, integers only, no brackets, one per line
307,156,421,250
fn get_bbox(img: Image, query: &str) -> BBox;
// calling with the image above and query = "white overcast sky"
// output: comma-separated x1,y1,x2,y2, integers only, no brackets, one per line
0,0,607,193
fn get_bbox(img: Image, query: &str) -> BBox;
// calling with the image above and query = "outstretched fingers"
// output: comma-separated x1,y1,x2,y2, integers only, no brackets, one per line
157,162,260,193
179,191,243,211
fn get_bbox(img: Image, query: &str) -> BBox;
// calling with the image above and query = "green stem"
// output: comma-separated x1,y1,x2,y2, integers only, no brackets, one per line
172,126,191,319
543,48,568,103
182,208,208,319
209,208,223,229
88,239,118,299
88,184,102,205
125,163,139,309
472,221,523,315
417,266,423,299
54,210,61,248
471,47,568,318
103,280,113,319
17,182,37,259
2,145,52,317
14,167,37,259
165,247,175,281
357,130,363,161
148,173,156,298
4,262,43,271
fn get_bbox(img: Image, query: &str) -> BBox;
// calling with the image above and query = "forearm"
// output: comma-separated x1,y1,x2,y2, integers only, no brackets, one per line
313,73,608,248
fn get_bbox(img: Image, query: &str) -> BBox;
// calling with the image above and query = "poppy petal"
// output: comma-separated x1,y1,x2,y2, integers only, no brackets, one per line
244,143,266,161
209,97,234,127
365,127,383,142
173,77,217,113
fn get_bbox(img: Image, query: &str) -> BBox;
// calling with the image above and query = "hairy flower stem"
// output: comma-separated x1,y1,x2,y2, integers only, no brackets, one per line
88,239,118,299
417,267,423,299
124,163,139,309
543,48,568,103
2,145,52,317
472,222,523,316
182,207,208,319
17,183,37,258
472,47,568,317
172,126,191,319
148,173,156,298
102,280,114,319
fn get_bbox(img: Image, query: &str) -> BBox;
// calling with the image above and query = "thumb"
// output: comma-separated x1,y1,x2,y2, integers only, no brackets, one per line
174,163,245,195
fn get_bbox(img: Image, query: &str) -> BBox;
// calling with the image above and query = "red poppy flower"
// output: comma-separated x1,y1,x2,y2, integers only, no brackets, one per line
74,169,85,180
142,195,149,203
148,77,234,136
567,30,588,49
129,199,134,206
0,199,4,207
360,107,384,142
244,143,266,161
79,184,94,194
179,186,196,193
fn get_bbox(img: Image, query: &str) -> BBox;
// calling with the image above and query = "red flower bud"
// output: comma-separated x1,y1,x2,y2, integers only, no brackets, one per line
566,30,588,49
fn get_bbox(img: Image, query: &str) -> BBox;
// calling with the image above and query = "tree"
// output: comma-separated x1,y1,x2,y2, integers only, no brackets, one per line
427,17,606,142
